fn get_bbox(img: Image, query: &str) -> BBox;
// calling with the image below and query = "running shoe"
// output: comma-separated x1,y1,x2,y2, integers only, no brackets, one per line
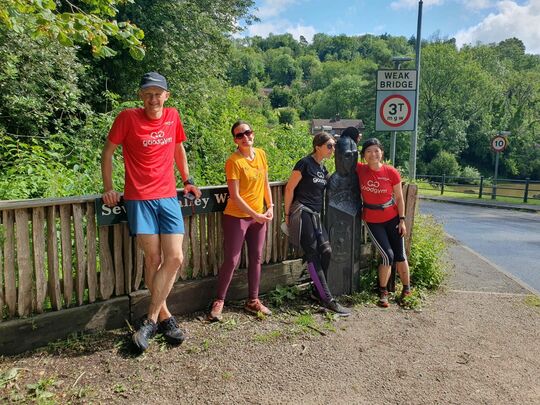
244,299,272,316
378,290,390,308
208,299,224,322
324,299,352,316
158,316,185,345
132,318,157,352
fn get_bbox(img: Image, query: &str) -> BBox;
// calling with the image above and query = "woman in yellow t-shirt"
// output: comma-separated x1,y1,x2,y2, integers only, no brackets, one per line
208,121,274,321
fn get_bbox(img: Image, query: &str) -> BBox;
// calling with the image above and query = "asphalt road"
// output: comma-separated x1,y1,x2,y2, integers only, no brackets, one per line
419,200,540,293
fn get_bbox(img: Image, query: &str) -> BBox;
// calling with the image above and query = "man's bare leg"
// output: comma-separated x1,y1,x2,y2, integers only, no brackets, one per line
138,234,173,321
137,234,183,323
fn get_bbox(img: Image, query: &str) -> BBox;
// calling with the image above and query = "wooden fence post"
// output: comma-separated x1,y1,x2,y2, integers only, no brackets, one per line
523,178,530,203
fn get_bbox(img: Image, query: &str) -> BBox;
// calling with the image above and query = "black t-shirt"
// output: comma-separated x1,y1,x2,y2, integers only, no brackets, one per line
293,155,329,212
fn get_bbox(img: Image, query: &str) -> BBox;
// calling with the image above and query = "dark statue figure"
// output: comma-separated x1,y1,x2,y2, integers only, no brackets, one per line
325,127,363,295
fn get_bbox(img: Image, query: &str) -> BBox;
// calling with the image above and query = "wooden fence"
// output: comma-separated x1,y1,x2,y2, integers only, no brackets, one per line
0,182,417,324
0,183,291,323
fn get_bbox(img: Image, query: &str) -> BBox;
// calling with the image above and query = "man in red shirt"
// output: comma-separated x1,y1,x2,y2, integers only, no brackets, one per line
101,72,200,352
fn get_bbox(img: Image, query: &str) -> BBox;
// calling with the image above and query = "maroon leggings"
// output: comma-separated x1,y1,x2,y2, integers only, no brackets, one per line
216,215,267,300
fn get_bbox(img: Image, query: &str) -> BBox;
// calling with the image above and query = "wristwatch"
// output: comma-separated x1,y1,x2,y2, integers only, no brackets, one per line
399,216,406,221
183,177,195,186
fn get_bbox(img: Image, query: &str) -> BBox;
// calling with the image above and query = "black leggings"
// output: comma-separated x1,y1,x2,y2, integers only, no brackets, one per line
300,210,333,303
365,216,406,267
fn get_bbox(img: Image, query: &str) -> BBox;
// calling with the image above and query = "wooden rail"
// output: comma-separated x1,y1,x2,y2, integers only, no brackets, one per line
0,182,418,323
0,183,290,322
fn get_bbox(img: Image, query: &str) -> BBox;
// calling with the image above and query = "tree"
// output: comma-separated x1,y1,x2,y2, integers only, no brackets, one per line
227,48,265,86
92,0,256,103
311,75,367,119
0,0,145,59
419,43,496,163
267,53,302,86
269,86,294,108
427,151,461,177
0,27,90,138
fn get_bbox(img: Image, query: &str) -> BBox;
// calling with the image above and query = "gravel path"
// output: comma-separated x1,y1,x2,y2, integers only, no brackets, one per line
1,238,539,404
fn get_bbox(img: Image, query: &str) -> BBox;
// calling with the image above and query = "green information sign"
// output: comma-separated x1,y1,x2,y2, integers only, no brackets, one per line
95,186,230,226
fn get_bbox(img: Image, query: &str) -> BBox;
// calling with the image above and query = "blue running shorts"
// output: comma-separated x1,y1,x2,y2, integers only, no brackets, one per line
125,197,184,235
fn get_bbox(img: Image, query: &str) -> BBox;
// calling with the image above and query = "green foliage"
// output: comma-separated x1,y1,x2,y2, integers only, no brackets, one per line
460,166,482,184
0,27,91,137
267,52,302,86
0,368,20,389
1,21,540,200
427,151,461,177
277,107,299,126
268,284,301,307
294,311,315,328
90,0,256,104
253,330,282,343
269,86,295,108
409,214,446,289
1,0,145,59
27,376,59,403
310,74,368,119
227,48,265,86
524,295,540,307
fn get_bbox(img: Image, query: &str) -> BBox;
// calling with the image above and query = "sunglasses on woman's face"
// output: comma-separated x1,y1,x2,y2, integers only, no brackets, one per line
234,129,253,139
326,143,335,150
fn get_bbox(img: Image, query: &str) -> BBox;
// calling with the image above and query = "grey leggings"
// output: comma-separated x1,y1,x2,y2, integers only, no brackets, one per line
300,210,333,303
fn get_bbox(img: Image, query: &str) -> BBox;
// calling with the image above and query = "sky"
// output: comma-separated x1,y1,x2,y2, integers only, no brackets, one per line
244,0,540,54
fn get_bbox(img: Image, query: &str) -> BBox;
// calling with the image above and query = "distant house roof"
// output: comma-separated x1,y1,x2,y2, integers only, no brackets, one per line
311,117,365,135
259,87,273,97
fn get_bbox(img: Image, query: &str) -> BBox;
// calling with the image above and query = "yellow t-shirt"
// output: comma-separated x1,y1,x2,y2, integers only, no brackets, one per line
224,148,268,218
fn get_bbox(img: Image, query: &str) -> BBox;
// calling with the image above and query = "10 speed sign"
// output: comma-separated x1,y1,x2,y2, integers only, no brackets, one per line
491,135,508,152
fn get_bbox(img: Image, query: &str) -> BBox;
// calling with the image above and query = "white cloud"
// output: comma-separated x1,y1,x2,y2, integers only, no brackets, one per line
454,1,540,54
462,0,494,10
247,21,316,42
256,0,300,19
390,0,445,10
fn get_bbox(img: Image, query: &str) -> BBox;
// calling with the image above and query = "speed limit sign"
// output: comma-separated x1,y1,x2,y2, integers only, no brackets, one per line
491,135,508,152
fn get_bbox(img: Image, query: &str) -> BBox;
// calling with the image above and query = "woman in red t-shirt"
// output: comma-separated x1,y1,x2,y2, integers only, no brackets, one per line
356,138,411,307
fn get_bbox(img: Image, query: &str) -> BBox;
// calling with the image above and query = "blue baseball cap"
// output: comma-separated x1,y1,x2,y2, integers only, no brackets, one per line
139,72,168,91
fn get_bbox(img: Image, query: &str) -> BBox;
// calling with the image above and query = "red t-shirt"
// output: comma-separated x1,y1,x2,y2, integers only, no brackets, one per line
108,108,186,200
356,163,400,223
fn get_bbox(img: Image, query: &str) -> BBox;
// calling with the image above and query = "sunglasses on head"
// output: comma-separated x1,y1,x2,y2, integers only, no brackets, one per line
234,129,253,139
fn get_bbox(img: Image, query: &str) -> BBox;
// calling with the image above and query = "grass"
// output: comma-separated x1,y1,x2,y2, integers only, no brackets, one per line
524,295,540,307
253,330,283,343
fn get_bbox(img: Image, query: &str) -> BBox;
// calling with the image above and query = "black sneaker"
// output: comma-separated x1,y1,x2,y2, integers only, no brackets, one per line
324,300,352,317
132,318,157,352
158,316,186,345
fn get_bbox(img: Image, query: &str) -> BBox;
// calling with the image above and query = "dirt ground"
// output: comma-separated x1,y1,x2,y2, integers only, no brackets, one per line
1,238,539,405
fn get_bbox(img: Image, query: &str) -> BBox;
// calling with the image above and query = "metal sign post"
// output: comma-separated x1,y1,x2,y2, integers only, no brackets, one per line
490,132,510,200
389,57,413,165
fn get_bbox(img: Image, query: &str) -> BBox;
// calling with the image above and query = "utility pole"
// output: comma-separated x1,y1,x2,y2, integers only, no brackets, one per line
409,0,423,180
390,56,413,165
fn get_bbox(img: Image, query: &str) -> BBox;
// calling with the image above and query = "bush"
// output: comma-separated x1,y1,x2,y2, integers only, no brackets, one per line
277,107,299,126
409,214,447,289
460,166,481,185
427,151,461,177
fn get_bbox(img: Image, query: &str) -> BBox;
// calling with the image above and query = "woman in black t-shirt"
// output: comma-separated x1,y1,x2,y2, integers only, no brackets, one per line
284,132,351,316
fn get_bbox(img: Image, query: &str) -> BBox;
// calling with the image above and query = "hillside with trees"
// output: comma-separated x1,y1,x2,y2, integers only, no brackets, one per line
1,1,539,200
